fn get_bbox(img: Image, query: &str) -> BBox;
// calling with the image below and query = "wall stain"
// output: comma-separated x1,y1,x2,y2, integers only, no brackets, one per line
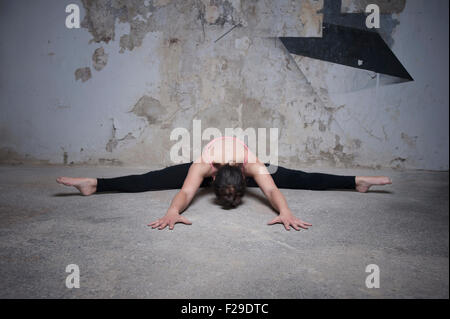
81,0,156,52
92,47,108,71
106,132,136,153
169,37,179,45
299,0,323,37
105,118,136,153
74,67,92,82
390,157,407,169
129,95,167,125
0,147,50,165
318,120,327,132
197,0,239,26
401,132,418,148
98,158,124,166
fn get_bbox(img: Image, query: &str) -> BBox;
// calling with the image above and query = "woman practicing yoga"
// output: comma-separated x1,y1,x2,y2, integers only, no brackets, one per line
56,136,392,231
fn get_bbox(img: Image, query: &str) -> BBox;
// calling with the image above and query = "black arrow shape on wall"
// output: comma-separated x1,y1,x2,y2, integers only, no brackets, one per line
279,0,413,81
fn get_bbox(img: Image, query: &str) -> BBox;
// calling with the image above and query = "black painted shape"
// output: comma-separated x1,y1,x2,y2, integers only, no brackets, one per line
279,23,413,81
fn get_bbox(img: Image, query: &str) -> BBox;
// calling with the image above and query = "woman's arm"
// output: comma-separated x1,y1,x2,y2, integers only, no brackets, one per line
148,162,210,230
246,161,312,231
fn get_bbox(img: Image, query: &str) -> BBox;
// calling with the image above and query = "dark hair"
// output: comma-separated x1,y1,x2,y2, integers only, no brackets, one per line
212,164,246,209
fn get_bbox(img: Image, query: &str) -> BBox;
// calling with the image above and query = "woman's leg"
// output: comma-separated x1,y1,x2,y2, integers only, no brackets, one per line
246,164,355,190
246,164,391,192
96,162,193,193
274,165,356,190
57,162,212,194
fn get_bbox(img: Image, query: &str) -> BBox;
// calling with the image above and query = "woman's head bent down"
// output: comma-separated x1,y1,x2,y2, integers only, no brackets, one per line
212,164,246,209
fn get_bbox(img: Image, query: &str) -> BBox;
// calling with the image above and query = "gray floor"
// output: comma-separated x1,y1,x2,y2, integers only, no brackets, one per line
0,164,448,298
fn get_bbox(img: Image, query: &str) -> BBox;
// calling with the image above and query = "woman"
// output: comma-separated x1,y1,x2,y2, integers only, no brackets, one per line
56,136,392,231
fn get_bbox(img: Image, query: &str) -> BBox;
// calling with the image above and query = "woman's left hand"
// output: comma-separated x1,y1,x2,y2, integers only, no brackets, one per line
267,212,312,231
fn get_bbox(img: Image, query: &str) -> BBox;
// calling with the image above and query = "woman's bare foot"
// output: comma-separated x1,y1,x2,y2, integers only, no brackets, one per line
56,177,97,196
355,176,392,193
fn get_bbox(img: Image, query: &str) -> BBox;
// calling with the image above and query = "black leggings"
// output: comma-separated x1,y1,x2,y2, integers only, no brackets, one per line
96,163,356,193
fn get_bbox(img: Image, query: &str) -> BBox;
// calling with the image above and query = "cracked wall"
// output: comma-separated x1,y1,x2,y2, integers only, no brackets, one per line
0,0,448,170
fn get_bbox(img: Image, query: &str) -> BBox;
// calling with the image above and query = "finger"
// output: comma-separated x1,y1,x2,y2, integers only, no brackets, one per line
169,222,175,230
178,216,192,225
148,220,159,226
151,219,162,227
298,223,309,230
151,221,162,229
158,222,168,230
283,222,290,231
299,221,311,227
267,217,280,225
291,223,301,231
295,219,312,228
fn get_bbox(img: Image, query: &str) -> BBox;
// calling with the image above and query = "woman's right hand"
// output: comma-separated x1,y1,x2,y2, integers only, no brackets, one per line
148,212,192,230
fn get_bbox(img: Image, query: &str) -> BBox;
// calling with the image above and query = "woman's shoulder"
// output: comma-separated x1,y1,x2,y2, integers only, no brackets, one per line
192,155,215,176
243,156,268,177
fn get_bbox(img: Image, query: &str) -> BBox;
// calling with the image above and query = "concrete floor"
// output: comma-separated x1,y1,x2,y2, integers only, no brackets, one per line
0,164,448,298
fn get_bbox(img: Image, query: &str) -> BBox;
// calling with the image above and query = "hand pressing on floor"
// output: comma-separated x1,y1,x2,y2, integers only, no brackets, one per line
267,210,312,231
148,183,198,230
148,211,192,230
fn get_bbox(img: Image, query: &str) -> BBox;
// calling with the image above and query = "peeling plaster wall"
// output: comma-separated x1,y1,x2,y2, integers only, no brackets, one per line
0,0,448,170
293,0,449,170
